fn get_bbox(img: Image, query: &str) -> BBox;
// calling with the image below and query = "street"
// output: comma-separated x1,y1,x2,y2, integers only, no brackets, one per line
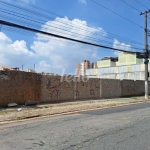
1,102,150,150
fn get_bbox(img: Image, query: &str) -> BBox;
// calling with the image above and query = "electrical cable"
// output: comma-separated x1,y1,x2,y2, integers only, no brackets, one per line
121,0,141,13
0,0,144,46
135,0,149,10
0,20,143,53
90,0,143,29
12,0,144,42
0,9,144,49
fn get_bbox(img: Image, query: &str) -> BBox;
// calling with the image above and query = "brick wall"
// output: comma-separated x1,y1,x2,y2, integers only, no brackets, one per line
122,80,145,97
40,76,100,102
135,80,145,96
76,78,100,100
40,76,75,103
122,80,135,96
0,71,41,107
100,79,122,98
0,71,146,107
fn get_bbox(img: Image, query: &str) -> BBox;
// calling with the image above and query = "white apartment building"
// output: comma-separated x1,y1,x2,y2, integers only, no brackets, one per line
86,53,147,81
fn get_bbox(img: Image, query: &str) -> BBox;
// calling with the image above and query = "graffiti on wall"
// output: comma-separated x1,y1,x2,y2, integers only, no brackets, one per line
42,77,100,100
75,78,100,98
0,71,100,106
50,89,61,98
90,89,95,95
0,74,10,80
0,71,10,84
46,78,71,90
37,74,42,84
44,77,73,99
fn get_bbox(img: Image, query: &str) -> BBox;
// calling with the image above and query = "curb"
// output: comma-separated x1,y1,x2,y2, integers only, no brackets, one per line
0,100,150,126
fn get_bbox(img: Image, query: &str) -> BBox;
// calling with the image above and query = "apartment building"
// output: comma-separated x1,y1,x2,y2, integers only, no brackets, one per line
86,53,147,80
76,60,95,76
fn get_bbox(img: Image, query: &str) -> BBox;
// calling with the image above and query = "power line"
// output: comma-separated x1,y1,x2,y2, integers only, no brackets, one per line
90,0,143,29
13,0,62,18
120,0,150,28
0,20,142,53
0,0,144,46
0,9,143,50
0,14,124,48
0,15,144,48
135,0,149,10
3,25,143,52
0,7,115,45
13,0,143,30
3,26,126,55
121,0,141,13
1,26,106,51
0,1,119,44
134,0,150,20
0,9,115,45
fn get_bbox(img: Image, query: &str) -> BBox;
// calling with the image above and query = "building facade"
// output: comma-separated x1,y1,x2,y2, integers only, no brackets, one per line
0,66,19,71
26,69,35,73
85,53,148,81
76,60,95,76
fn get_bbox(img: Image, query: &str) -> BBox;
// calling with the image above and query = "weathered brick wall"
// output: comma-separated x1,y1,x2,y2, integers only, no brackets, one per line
122,80,135,96
100,79,122,98
40,76,100,102
135,80,144,96
40,76,75,103
76,78,100,100
0,71,146,107
122,80,145,96
0,71,41,107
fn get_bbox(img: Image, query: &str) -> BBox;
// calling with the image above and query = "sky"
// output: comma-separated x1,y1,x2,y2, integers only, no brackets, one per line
0,0,149,74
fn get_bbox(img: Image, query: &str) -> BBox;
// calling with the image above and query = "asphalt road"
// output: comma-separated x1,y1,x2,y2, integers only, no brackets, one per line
1,102,150,150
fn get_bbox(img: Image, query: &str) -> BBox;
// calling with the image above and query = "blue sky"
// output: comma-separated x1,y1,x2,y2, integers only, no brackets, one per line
0,0,149,74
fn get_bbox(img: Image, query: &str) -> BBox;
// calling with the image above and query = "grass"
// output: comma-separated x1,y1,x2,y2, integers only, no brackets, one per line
0,111,8,115
17,116,25,120
107,103,117,107
44,106,49,108
132,97,138,100
0,110,16,115
1,97,148,122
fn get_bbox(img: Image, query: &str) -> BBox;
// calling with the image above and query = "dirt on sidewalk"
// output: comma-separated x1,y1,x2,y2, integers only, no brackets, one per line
0,96,149,123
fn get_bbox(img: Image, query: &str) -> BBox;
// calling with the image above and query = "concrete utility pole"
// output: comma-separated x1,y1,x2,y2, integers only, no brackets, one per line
140,10,150,99
34,64,35,72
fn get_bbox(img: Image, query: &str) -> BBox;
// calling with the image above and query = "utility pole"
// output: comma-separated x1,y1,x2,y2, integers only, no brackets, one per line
140,10,150,99
34,64,35,72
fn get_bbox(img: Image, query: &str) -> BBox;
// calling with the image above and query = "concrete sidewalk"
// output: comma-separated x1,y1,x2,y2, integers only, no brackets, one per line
0,96,149,123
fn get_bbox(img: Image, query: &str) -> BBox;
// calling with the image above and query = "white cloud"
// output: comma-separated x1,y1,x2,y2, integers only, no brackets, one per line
79,0,87,4
38,17,106,41
31,17,105,73
113,38,131,56
12,40,33,56
35,61,51,73
0,17,106,74
0,32,34,67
